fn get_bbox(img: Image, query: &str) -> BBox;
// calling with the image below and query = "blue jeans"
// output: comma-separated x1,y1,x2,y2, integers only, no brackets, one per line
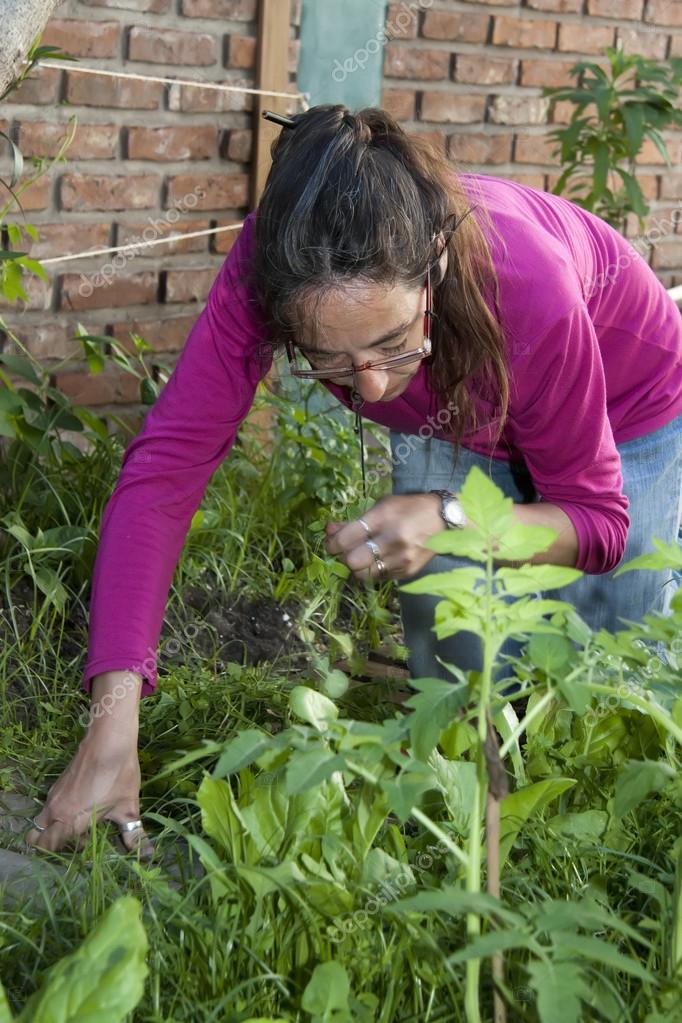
391,414,682,681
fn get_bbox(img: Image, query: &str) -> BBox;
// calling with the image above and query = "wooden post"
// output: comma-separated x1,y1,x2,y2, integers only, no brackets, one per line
251,0,293,210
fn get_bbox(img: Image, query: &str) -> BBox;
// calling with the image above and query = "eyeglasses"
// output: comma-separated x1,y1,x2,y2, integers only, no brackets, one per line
285,267,433,380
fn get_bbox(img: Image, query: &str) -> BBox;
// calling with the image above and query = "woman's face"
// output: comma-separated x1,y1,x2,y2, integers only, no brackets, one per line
296,245,448,404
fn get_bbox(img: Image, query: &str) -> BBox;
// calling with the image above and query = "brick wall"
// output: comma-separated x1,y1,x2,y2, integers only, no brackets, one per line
381,0,682,288
2,0,681,423
1,0,301,423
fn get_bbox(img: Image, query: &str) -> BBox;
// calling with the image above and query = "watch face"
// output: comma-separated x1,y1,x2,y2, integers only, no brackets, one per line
444,498,466,528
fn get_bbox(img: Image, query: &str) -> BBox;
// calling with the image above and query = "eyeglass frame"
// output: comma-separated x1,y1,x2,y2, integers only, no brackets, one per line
285,265,434,381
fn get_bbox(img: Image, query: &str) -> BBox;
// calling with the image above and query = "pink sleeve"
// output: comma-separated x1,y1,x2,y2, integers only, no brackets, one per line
508,300,630,574
82,213,269,697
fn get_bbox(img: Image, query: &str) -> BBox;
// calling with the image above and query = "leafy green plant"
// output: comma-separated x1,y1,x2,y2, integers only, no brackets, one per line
0,896,147,1021
544,46,682,229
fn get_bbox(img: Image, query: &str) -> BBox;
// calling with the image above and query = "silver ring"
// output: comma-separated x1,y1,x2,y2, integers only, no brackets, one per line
374,558,386,578
365,538,381,558
357,517,372,536
119,819,144,833
30,817,47,833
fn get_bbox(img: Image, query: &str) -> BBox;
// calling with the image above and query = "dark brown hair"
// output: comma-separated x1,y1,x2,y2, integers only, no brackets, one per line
252,104,509,458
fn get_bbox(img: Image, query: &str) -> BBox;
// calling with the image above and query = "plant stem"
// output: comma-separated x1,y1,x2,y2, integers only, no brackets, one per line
498,690,554,758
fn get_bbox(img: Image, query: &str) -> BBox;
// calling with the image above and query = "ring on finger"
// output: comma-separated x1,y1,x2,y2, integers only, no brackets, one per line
365,538,381,558
30,817,47,833
120,819,144,834
357,517,372,536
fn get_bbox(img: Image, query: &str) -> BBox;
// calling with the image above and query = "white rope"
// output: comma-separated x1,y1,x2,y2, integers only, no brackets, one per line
40,221,246,265
37,60,309,105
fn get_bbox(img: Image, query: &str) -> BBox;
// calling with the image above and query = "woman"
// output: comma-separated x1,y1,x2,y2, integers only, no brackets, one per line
28,104,682,855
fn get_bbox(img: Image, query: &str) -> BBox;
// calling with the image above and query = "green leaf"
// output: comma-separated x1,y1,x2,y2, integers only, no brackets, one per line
0,981,13,1023
301,961,351,1019
0,354,40,385
382,767,435,824
399,566,485,597
500,778,576,869
17,896,147,1023
528,634,575,674
551,932,655,982
33,568,68,612
491,522,559,562
290,686,338,730
393,887,522,927
213,729,272,778
614,538,682,574
527,959,590,1023
614,759,675,818
425,530,488,562
458,465,514,536
285,749,346,795
547,810,608,844
497,564,581,598
405,677,470,761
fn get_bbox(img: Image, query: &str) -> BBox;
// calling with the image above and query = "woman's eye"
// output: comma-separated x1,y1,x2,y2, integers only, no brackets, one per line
381,339,408,356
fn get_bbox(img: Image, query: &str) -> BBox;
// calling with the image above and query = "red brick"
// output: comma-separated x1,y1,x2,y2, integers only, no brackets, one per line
636,137,682,166
61,173,160,211
520,58,576,88
587,0,644,16
42,19,121,58
661,176,682,200
22,223,111,261
671,35,682,57
212,220,244,254
617,27,668,60
127,125,216,161
558,23,615,53
110,315,198,353
489,95,550,125
5,66,61,105
449,132,512,164
455,55,516,85
17,121,118,160
128,26,217,65
81,0,170,10
9,175,52,211
381,88,416,121
60,271,158,311
224,128,253,161
651,241,682,270
167,78,255,113
515,134,560,164
65,71,163,110
52,369,141,406
166,174,249,210
525,0,581,10
421,10,489,43
116,218,211,256
549,99,575,125
645,0,682,25
506,172,546,190
384,46,450,80
226,34,256,69
414,130,448,155
386,3,419,40
635,174,659,201
492,16,557,49
164,267,217,303
181,0,256,16
420,92,487,124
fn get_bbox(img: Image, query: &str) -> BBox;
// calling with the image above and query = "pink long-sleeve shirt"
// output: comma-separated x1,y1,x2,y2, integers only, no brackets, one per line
82,174,682,696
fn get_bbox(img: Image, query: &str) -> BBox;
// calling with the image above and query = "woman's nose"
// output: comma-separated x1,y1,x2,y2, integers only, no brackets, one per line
352,369,390,403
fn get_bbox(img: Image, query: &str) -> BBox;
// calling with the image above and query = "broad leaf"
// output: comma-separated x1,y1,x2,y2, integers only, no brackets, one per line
405,676,470,760
301,961,351,1018
213,729,273,778
614,759,675,818
290,686,339,730
497,564,581,597
17,896,147,1023
527,959,589,1023
500,778,576,868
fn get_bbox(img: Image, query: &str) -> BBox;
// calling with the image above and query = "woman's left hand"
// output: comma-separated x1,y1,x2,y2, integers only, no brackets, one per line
324,494,445,582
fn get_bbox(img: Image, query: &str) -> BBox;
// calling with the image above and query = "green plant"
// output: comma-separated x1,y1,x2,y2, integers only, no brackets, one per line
544,46,682,230
0,896,147,1021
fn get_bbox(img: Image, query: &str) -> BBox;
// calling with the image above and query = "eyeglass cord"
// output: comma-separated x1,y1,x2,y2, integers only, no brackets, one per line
350,388,367,500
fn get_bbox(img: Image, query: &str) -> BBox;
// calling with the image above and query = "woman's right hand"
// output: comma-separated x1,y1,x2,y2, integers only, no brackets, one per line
25,671,153,858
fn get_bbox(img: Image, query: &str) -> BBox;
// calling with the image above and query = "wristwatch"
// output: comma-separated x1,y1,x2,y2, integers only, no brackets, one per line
430,489,468,529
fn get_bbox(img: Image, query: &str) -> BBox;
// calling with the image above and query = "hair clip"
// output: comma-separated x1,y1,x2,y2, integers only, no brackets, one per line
262,110,297,129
